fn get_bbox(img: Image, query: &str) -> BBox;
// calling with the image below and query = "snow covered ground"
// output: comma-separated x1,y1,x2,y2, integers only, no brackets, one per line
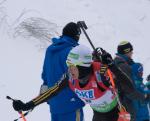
0,0,150,120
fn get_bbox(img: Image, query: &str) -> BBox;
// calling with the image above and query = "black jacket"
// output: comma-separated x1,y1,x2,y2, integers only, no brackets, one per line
110,54,148,121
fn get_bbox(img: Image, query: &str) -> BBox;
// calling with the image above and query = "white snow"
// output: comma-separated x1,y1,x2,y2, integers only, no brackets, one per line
0,0,150,120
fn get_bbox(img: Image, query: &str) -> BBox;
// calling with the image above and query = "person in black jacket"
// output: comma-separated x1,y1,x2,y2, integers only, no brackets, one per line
112,41,150,121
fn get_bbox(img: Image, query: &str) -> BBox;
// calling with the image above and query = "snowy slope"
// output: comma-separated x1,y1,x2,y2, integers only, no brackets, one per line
0,0,150,121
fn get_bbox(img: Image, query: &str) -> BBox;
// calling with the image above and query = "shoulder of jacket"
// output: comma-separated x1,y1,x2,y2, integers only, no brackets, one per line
114,57,125,64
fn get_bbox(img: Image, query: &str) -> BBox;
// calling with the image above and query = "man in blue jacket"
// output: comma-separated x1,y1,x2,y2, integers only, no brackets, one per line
40,22,85,121
11,22,85,121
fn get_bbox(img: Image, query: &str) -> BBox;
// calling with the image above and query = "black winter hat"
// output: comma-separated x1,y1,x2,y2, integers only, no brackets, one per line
117,41,133,54
62,22,81,41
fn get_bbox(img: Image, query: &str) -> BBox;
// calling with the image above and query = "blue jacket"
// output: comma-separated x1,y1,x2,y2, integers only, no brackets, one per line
132,83,150,121
132,63,150,121
42,36,85,114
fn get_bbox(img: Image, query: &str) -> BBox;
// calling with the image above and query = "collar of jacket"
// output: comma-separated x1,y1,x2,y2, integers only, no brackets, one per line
115,53,134,65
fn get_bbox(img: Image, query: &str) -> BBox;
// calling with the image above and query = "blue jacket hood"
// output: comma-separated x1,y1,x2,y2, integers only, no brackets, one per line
51,36,79,51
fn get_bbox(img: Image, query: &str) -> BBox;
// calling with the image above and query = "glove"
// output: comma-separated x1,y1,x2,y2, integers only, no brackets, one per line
13,100,34,111
92,47,102,61
98,48,114,67
93,47,114,66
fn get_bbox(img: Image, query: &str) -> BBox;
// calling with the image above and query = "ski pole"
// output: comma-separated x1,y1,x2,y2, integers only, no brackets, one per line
6,96,27,121
77,21,103,62
77,21,96,50
18,112,27,121
77,21,116,86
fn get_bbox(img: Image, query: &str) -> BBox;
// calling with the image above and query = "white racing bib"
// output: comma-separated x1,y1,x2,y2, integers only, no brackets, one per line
75,89,117,113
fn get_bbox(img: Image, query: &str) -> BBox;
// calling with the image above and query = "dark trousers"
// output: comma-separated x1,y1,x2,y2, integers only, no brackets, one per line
92,106,119,121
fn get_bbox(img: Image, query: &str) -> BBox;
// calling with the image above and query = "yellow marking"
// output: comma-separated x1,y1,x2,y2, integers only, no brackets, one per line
33,85,58,104
119,41,129,45
34,86,59,105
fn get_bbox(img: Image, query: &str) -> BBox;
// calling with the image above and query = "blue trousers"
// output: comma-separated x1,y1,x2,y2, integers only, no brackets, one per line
51,108,84,121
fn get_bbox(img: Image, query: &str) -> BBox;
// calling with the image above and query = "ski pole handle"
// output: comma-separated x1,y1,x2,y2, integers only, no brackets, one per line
6,96,14,101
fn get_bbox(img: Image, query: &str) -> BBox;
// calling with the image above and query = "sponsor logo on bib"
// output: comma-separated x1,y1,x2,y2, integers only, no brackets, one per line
75,89,95,99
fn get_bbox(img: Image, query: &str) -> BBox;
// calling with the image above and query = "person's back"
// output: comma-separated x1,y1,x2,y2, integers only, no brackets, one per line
41,22,85,120
113,41,148,121
113,41,136,121
10,22,85,121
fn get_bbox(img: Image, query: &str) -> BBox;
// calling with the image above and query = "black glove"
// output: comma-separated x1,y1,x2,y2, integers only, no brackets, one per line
93,47,114,66
13,100,34,111
92,47,102,61
97,48,114,67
